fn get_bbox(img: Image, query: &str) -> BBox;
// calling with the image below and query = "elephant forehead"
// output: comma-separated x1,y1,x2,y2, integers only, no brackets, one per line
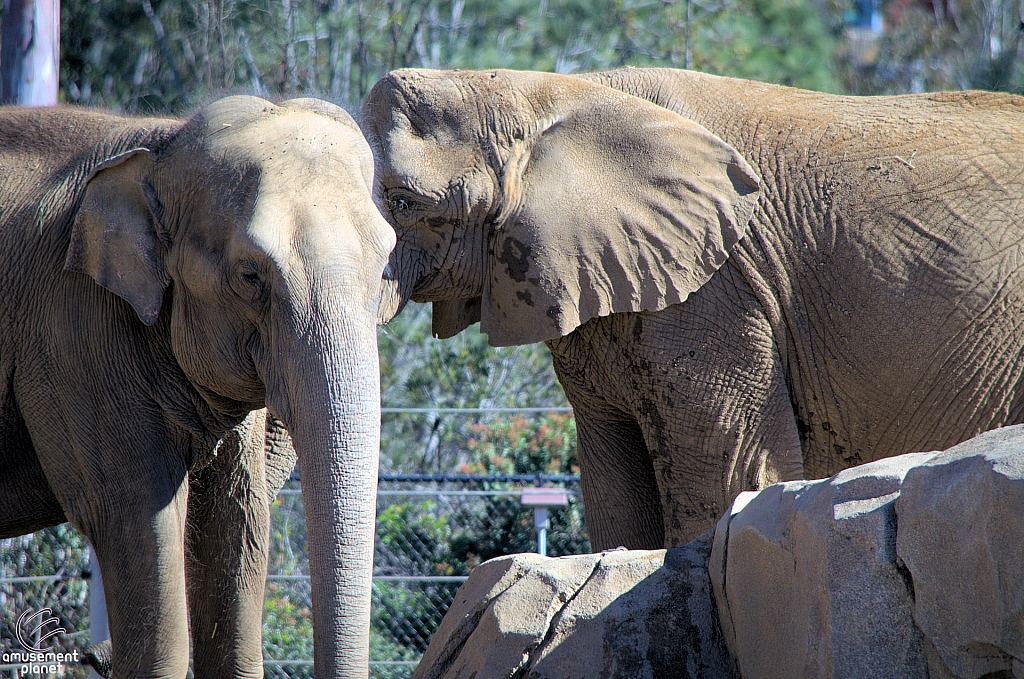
242,164,395,280
206,111,375,188
378,121,480,190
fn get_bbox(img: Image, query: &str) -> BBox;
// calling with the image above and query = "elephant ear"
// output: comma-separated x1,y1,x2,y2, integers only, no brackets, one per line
432,297,482,339
481,82,760,346
65,148,169,326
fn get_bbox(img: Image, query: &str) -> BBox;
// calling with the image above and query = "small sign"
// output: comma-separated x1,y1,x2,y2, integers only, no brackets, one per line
520,488,569,507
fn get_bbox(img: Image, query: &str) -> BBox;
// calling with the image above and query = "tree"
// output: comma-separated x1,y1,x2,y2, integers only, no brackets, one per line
1,0,60,104
379,303,568,474
838,0,1024,94
54,0,843,113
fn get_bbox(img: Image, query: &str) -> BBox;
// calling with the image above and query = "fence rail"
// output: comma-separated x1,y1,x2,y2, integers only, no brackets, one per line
1,475,588,679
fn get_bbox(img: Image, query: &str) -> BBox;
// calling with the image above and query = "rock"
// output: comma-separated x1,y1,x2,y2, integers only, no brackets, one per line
528,536,735,679
413,551,599,679
711,452,936,679
415,426,1024,679
412,536,735,679
895,427,1024,679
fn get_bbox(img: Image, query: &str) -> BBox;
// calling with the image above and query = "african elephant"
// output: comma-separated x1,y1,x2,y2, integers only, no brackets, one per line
0,96,394,678
363,68,1024,550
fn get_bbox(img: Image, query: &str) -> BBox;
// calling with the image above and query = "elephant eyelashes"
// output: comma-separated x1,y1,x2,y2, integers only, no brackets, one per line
389,196,411,214
384,188,435,227
235,265,267,303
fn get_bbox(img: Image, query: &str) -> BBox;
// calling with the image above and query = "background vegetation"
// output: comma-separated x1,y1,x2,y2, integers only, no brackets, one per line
50,0,1024,118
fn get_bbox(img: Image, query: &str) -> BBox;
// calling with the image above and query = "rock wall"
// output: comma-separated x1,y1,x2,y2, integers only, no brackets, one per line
414,425,1024,679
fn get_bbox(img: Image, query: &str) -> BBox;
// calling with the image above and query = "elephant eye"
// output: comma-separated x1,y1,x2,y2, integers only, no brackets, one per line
384,188,432,227
235,264,267,303
389,196,411,213
384,187,447,228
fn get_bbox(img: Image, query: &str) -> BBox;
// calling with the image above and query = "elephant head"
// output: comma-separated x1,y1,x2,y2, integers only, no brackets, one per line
363,69,760,346
66,96,395,678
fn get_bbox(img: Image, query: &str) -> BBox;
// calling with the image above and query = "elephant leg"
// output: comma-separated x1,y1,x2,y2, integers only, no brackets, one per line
550,260,804,549
186,410,269,679
624,265,804,547
574,410,664,551
28,406,193,679
81,477,191,679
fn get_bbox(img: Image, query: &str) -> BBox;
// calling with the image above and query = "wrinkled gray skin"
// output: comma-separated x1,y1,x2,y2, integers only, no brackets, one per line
83,409,297,679
0,97,394,679
364,68,1024,549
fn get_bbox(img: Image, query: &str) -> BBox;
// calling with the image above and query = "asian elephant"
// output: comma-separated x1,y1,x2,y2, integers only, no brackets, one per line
363,67,1024,550
0,96,394,678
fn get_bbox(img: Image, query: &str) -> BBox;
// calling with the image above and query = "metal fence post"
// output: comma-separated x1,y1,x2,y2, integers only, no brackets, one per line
533,507,550,556
88,546,107,679
520,488,569,557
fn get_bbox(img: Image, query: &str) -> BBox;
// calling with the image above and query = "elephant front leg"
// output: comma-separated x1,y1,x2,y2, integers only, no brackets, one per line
80,474,191,679
631,342,804,547
186,411,270,679
640,336,804,547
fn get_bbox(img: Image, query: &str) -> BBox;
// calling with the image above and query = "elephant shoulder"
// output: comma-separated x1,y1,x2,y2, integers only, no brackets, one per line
0,108,179,237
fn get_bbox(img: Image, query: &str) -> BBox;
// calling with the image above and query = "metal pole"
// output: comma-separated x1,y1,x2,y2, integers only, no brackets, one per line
0,0,60,105
88,546,108,679
533,507,549,557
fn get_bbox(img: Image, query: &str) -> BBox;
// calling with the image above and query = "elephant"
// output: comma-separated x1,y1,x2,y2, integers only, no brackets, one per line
362,67,1024,550
0,96,394,678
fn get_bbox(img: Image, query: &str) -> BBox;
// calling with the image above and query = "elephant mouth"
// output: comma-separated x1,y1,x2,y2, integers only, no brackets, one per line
409,268,463,303
193,383,266,431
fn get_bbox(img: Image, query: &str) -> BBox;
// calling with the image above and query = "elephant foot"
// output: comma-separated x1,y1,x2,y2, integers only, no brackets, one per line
84,639,112,678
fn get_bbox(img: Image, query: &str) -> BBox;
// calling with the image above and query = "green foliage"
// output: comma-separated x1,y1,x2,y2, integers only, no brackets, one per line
57,0,845,115
0,527,92,679
837,0,1024,94
460,413,577,476
379,303,568,474
376,501,462,575
697,0,840,91
263,582,314,660
370,491,588,659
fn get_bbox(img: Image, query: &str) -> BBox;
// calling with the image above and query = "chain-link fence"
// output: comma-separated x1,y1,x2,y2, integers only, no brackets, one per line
0,476,588,679
265,476,588,678
0,525,91,678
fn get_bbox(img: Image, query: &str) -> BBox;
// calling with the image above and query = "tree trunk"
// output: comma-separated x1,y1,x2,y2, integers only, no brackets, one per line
1,0,59,105
282,0,297,93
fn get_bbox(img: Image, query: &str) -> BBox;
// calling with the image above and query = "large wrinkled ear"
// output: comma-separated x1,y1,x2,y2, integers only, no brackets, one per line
481,78,760,346
65,149,168,326
432,297,482,339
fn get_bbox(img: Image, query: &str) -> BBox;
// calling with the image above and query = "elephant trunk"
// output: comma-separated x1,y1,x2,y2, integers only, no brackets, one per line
377,263,403,325
271,299,380,679
376,248,420,325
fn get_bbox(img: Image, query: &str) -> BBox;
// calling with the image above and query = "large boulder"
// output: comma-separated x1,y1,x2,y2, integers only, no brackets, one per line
710,453,936,678
415,426,1024,679
895,427,1024,679
412,535,735,679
